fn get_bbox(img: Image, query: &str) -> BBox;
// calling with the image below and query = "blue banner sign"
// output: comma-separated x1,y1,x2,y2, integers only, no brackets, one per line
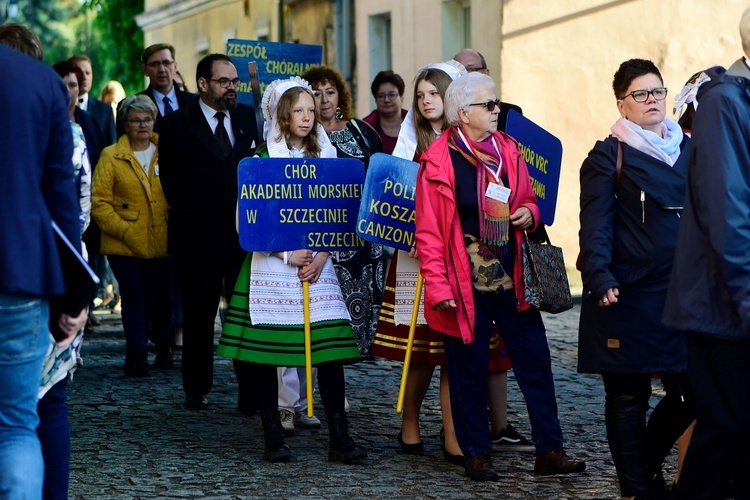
227,39,323,107
505,110,563,226
356,153,418,252
238,158,365,252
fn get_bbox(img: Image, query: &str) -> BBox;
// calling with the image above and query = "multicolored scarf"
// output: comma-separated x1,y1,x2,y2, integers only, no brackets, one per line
449,128,510,256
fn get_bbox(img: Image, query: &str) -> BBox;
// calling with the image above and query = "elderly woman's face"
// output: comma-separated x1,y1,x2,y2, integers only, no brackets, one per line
312,82,339,121
459,86,500,141
616,73,666,135
124,109,154,143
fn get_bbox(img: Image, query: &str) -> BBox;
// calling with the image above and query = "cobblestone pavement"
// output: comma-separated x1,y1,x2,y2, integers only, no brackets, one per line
68,305,678,499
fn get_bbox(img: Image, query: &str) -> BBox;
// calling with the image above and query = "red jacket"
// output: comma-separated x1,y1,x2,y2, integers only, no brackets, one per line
415,129,540,343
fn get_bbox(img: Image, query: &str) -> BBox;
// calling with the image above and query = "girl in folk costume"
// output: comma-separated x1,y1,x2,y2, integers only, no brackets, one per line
218,77,366,464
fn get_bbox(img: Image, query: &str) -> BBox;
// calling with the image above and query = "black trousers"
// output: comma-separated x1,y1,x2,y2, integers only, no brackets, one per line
676,333,750,500
602,372,694,496
178,254,244,396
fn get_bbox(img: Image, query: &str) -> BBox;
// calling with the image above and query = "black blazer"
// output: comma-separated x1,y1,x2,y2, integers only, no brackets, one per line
136,83,198,133
86,96,117,145
158,98,258,262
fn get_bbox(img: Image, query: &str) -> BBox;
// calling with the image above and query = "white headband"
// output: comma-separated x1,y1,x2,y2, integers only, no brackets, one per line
391,59,467,160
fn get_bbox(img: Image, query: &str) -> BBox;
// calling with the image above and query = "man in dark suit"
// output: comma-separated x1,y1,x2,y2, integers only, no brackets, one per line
159,53,258,410
70,55,117,145
0,44,87,497
138,43,197,132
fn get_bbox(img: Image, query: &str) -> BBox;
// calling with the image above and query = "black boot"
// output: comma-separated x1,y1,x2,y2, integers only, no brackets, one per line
259,409,292,463
326,410,367,463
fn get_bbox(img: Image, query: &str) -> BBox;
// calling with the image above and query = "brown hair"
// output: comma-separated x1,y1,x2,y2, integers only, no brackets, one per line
413,68,453,156
69,54,91,64
0,23,43,60
301,66,354,121
275,87,321,158
141,43,175,65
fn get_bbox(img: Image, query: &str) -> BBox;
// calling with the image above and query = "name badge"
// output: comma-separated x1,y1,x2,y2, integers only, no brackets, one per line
485,183,511,203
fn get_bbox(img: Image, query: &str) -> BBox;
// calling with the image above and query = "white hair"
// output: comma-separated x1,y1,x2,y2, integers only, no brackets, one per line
742,6,750,57
444,72,495,127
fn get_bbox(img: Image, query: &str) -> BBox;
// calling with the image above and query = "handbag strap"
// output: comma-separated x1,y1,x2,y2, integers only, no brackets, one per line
524,224,552,245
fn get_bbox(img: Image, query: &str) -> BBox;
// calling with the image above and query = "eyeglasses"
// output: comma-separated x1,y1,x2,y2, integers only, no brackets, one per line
466,66,487,73
468,99,501,112
146,59,174,69
619,87,668,103
126,118,154,126
376,92,400,101
211,78,241,88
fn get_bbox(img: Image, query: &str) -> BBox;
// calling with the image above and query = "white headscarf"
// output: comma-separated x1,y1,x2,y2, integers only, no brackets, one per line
261,76,337,158
391,59,467,160
672,71,710,119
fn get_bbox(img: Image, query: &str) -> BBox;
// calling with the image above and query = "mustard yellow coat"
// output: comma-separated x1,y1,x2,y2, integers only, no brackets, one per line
91,133,169,258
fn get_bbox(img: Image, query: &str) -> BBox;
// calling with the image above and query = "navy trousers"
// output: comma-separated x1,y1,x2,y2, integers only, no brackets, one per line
442,290,563,459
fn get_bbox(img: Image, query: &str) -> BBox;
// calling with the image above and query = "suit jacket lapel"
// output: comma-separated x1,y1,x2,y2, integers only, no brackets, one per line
189,100,225,161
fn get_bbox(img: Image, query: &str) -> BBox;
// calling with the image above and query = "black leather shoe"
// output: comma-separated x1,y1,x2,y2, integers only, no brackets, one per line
123,359,150,377
185,394,208,410
534,449,586,476
443,447,465,466
397,431,424,455
464,453,498,481
153,348,174,369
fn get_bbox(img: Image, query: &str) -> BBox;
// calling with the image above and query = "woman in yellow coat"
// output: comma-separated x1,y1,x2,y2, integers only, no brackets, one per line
92,94,173,377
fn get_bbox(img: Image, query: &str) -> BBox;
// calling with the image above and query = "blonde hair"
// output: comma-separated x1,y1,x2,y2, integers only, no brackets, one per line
99,80,126,106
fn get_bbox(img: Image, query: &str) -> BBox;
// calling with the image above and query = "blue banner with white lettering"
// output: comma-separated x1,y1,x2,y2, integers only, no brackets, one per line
227,39,323,107
505,110,563,226
238,158,365,252
356,153,418,252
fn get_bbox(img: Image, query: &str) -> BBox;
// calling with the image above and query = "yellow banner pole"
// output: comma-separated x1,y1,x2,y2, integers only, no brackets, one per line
303,280,314,418
396,273,424,414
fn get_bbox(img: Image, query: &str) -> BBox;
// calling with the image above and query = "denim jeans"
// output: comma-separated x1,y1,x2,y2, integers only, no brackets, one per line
0,293,52,499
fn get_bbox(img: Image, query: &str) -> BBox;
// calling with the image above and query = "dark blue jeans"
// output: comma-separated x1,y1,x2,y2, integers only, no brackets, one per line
443,290,564,459
108,256,174,362
37,379,69,500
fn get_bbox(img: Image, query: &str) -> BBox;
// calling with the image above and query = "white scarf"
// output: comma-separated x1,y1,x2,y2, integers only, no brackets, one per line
610,117,683,167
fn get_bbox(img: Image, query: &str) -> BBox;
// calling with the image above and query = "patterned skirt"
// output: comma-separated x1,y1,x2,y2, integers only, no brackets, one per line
332,242,387,358
218,254,361,366
371,254,512,370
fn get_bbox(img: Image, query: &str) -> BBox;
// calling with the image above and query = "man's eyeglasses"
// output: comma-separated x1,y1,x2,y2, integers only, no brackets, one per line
211,78,241,88
466,66,487,73
619,87,668,103
146,59,174,69
376,92,400,102
126,118,154,127
468,99,501,112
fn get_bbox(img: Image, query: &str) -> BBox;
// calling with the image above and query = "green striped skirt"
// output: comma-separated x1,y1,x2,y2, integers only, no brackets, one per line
217,254,362,366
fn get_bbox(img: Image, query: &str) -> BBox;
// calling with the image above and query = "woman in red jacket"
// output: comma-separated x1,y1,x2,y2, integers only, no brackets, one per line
415,72,585,481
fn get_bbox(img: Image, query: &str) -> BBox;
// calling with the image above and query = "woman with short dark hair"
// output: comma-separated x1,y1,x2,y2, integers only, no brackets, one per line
363,70,407,154
578,58,695,497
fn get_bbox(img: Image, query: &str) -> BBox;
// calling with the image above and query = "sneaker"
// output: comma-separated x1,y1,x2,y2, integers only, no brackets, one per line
491,423,535,453
279,408,295,436
294,411,321,429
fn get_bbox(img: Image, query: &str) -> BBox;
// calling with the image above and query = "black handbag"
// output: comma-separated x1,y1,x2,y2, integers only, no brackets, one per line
521,225,573,314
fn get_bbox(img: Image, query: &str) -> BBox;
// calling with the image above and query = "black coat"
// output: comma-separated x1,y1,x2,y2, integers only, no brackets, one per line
86,96,117,146
158,98,258,263
577,135,690,374
136,84,198,133
664,67,750,341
